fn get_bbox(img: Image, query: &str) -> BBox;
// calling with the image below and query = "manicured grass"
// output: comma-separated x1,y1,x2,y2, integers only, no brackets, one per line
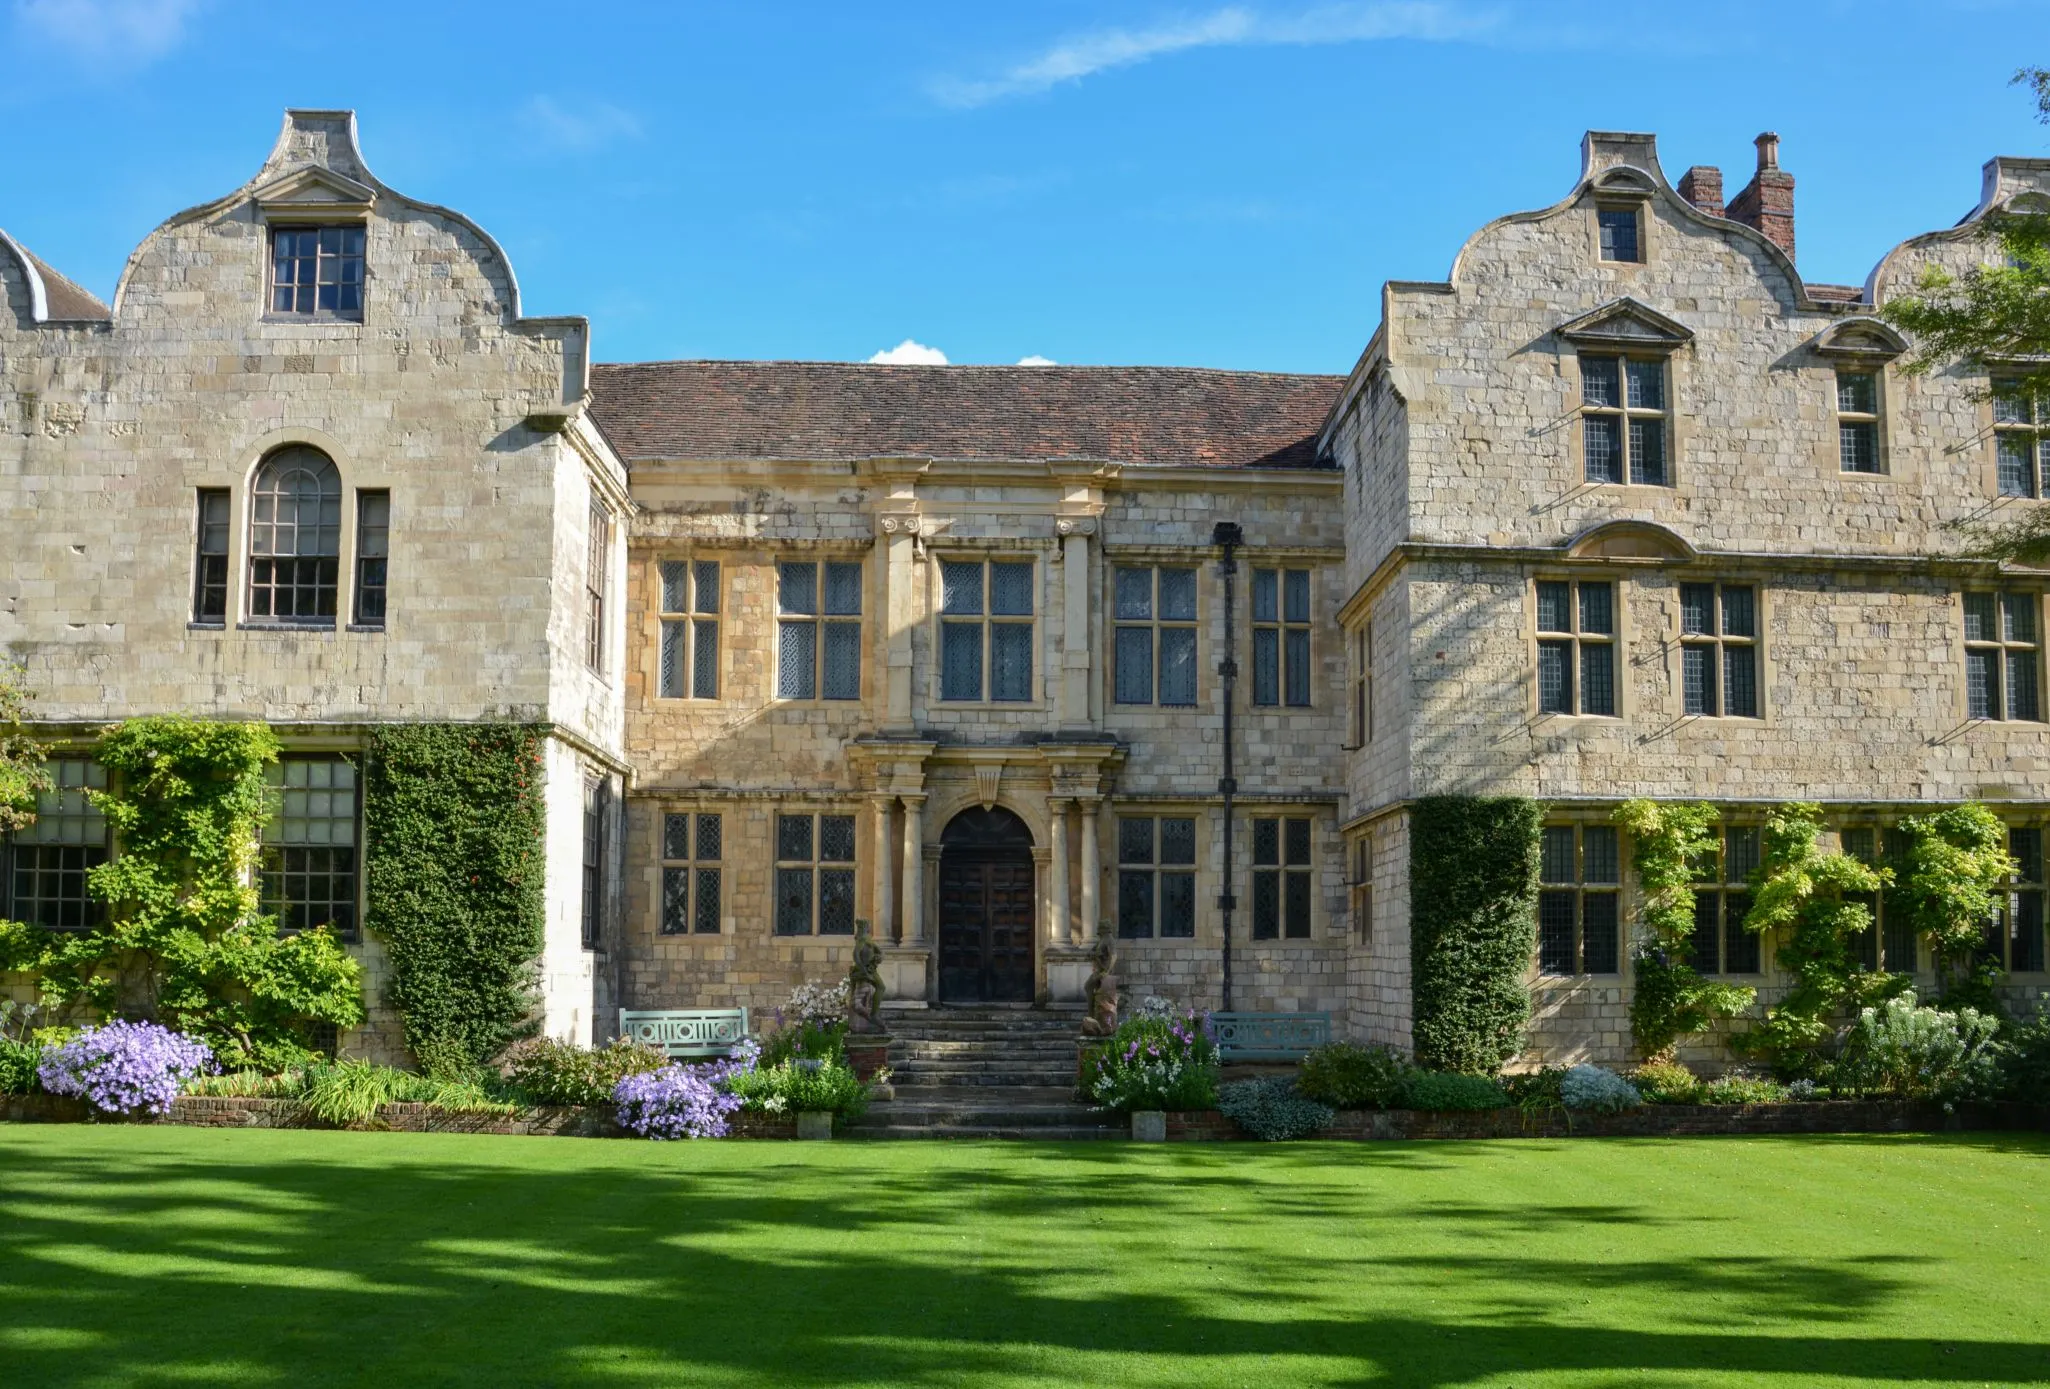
1,1127,2046,1387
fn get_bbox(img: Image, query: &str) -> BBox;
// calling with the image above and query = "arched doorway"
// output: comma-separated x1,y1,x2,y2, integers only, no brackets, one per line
937,807,1035,1003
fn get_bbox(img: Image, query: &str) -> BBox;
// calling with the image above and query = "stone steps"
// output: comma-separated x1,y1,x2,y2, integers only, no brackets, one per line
853,1008,1112,1140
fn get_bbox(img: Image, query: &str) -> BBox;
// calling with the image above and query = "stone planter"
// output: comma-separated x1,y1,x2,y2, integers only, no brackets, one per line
796,1110,834,1141
1131,1109,1167,1142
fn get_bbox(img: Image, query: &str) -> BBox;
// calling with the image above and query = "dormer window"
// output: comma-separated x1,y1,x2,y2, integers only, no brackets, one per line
270,225,364,320
1597,207,1642,263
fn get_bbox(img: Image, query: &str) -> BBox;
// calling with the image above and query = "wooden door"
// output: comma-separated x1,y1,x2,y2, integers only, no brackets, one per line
938,853,1036,1002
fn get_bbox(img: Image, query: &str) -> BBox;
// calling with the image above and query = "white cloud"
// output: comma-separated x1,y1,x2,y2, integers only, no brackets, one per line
867,339,950,365
520,96,643,154
929,3,1497,107
1017,355,1057,366
15,0,201,65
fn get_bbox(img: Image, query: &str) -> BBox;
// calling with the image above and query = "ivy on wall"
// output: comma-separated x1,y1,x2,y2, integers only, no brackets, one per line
1613,799,1756,1060
364,724,548,1078
1889,804,2015,1014
1409,795,1543,1075
0,716,364,1070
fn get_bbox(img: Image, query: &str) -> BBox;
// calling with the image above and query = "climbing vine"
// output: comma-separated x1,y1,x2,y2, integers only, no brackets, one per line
1889,804,2015,1013
1409,795,1543,1075
0,662,50,832
363,724,547,1078
3,716,364,1070
1613,799,1755,1060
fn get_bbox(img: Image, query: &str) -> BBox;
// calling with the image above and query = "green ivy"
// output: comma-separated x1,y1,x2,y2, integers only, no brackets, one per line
6,716,364,1070
1613,799,1755,1059
1408,795,1542,1075
364,724,547,1078
1888,804,2015,1002
0,662,50,832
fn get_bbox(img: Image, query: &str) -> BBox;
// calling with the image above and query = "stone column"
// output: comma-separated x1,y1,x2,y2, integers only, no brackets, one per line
900,793,927,946
1060,527,1094,728
1048,797,1072,946
871,793,897,943
1078,798,1101,941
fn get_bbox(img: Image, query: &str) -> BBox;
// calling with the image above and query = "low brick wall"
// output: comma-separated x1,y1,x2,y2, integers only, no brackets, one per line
1166,1100,2050,1141
0,1093,801,1139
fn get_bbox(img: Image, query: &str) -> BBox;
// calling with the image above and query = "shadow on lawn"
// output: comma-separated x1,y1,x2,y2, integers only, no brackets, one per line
0,1135,2046,1388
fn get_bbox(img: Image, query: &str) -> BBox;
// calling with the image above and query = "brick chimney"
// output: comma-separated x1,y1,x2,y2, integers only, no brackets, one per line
1727,132,1795,260
1677,165,1724,219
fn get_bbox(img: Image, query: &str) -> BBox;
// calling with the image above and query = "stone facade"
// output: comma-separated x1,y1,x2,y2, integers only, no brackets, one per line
5,112,2049,1069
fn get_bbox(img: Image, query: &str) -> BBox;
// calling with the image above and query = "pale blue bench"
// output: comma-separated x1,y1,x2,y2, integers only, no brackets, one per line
619,1008,750,1059
1212,1011,1331,1062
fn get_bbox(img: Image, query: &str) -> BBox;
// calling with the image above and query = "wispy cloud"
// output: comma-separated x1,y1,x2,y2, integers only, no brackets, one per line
868,339,949,365
1017,355,1057,366
15,0,201,65
520,96,643,154
930,3,1498,107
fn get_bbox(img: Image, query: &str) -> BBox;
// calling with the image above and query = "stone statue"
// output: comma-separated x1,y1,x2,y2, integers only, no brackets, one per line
847,919,884,1033
1079,939,1121,1037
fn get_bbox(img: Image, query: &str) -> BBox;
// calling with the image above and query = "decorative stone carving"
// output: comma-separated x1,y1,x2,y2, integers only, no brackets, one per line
974,763,1002,810
847,920,884,1033
1079,940,1121,1037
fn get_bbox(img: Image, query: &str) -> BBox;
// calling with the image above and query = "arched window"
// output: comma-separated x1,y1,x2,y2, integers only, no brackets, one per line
249,446,341,622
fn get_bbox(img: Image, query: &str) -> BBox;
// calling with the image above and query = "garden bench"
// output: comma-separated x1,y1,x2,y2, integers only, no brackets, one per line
1211,1011,1331,1062
618,1008,751,1059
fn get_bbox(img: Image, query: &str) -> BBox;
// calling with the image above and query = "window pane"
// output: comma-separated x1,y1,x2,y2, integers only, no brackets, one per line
661,867,690,935
1537,892,1577,973
1539,826,1576,883
1842,827,1876,864
663,813,691,861
695,868,721,933
1967,649,1999,720
1837,371,1877,415
1578,582,1613,635
1114,567,1153,621
1284,817,1312,867
2012,828,2044,884
1160,872,1195,937
1284,870,1312,939
823,561,862,615
1998,436,2035,497
1724,645,1759,718
990,562,1033,616
1583,415,1621,483
1683,645,1714,716
941,560,982,615
778,620,817,699
1625,359,1663,411
1884,906,1917,975
1118,870,1155,938
778,562,817,616
775,868,813,935
2008,648,2040,722
819,869,856,934
1597,209,1639,262
1114,627,1155,704
1721,586,1756,639
1691,893,1721,972
1253,628,1280,706
1579,643,1615,716
991,623,1033,701
1158,568,1197,622
691,619,718,698
1159,627,1197,706
1284,570,1310,624
1583,826,1620,884
1840,421,1878,473
1583,893,1620,973
2011,890,2044,973
1537,641,1573,714
1252,818,1279,866
1284,629,1311,706
777,814,813,863
820,815,856,863
1723,895,1759,973
1252,569,1278,623
1726,827,1761,883
661,561,688,613
823,622,861,701
692,561,720,614
1629,417,1665,485
1993,380,2029,425
1160,817,1196,866
1251,871,1280,940
1964,592,1999,643
2003,592,2037,645
1536,581,1572,633
1679,584,1715,636
1581,356,1620,407
1119,817,1154,866
696,814,722,861
941,621,983,701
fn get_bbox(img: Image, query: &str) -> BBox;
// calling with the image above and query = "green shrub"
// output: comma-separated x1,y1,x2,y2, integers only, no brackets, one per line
1082,1010,1219,1112
1615,800,1756,1058
725,1058,873,1119
759,1020,847,1068
1561,1064,1642,1113
2000,1001,2050,1105
297,1060,517,1127
1397,1070,1510,1112
502,1037,668,1107
1630,1059,1700,1104
0,1038,39,1095
1217,1075,1334,1140
1500,1067,1565,1115
1697,1072,1790,1105
183,1069,304,1099
1832,991,2004,1102
1409,796,1542,1074
1296,1042,1408,1109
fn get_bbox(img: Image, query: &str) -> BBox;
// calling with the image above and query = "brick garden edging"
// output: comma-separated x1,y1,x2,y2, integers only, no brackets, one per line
0,1093,801,1139
1165,1100,2050,1140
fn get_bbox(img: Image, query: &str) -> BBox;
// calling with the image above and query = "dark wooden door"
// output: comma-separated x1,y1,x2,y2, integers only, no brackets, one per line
938,854,1036,1002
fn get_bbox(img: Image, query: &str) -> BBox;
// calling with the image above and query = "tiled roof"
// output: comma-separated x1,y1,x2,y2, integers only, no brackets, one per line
1804,282,1866,305
20,248,111,321
588,361,1343,469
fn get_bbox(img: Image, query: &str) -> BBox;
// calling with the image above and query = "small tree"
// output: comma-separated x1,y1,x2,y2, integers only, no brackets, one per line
1614,799,1755,1060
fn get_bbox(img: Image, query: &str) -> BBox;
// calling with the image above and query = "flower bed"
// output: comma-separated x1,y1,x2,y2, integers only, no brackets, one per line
1164,1100,2050,1141
0,1091,803,1138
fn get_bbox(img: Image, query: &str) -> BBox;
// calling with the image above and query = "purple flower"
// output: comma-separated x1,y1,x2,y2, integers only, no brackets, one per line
38,1021,213,1117
613,1042,760,1140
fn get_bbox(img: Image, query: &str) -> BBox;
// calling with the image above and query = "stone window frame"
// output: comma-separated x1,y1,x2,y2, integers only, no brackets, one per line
931,553,1042,708
1992,376,2050,500
1115,813,1198,940
1250,814,1314,941
775,558,865,704
4,757,111,933
259,754,360,943
1837,823,1921,977
1835,369,1886,475
1688,823,1763,977
1576,353,1672,486
1251,566,1314,708
1961,588,2043,723
658,559,722,701
1111,564,1199,708
1676,581,1761,720
265,223,367,323
660,809,725,937
1536,821,1622,977
1532,574,1623,720
773,810,859,937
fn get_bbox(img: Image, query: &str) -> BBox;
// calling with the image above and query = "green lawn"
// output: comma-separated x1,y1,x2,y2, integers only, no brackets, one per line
1,1127,2046,1387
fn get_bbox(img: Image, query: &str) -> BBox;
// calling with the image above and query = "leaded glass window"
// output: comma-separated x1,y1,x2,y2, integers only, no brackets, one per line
778,560,863,701
775,812,857,935
1580,355,1669,485
1963,590,2042,721
1536,579,1617,717
1251,568,1312,708
1251,815,1312,940
1113,566,1198,706
5,759,109,931
260,757,358,940
1678,583,1759,718
1837,371,1882,474
938,559,1034,702
661,812,723,935
1116,815,1197,938
1993,378,2050,499
1537,824,1620,975
1597,206,1641,263
659,560,720,699
1689,825,1760,975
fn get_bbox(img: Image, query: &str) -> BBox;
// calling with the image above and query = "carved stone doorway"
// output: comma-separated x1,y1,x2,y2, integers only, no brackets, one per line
936,806,1035,1003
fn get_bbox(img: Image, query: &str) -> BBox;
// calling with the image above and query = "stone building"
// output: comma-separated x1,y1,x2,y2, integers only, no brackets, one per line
4,111,2047,1065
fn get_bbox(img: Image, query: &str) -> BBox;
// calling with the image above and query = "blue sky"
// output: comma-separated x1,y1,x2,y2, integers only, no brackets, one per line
2,1,2046,373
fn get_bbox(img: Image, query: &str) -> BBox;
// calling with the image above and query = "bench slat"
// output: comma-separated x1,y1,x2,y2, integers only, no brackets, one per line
619,1008,750,1059
1212,1010,1330,1061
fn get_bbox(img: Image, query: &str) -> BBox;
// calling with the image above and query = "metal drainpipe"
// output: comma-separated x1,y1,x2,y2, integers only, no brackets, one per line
1213,521,1243,1011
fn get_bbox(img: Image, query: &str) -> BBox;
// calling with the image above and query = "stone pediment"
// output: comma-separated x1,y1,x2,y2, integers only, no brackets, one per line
1811,317,1908,364
1555,298,1694,355
1563,519,1697,563
251,165,377,217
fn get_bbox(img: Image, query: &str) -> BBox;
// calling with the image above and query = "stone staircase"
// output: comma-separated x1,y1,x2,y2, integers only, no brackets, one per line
844,1006,1122,1140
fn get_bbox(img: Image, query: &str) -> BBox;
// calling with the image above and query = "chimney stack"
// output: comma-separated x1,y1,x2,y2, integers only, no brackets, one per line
1726,131,1795,260
1677,165,1724,219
